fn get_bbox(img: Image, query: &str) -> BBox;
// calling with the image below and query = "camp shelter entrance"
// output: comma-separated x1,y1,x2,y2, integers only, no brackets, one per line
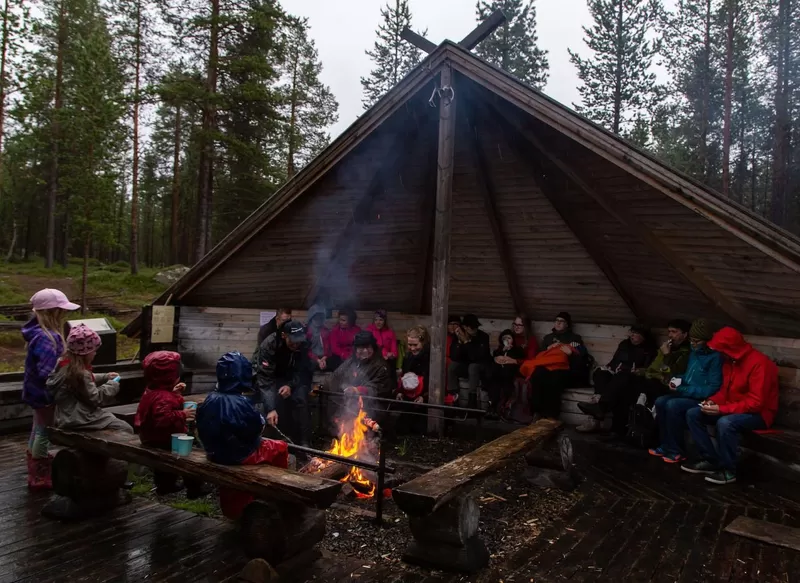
124,40,800,431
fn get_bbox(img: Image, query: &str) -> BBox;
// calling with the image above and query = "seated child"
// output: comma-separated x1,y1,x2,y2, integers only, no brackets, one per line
47,324,133,433
490,329,525,417
196,351,289,519
135,350,205,498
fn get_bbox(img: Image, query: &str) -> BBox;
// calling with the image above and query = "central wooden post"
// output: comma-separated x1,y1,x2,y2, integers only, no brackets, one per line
428,64,457,436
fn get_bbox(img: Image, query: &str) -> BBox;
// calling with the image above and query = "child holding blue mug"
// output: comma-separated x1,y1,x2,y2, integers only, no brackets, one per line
135,351,206,498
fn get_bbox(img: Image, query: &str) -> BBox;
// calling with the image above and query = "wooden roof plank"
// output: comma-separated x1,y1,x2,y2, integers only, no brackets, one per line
464,102,528,318
479,100,640,323
494,106,761,334
444,47,800,272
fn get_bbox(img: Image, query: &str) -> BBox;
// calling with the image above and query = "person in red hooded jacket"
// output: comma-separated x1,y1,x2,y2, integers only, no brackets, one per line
135,351,205,498
682,327,779,485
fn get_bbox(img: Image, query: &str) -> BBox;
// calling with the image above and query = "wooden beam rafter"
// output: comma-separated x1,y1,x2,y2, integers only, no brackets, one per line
459,9,507,51
485,101,761,333
463,106,529,318
475,97,640,321
401,27,437,54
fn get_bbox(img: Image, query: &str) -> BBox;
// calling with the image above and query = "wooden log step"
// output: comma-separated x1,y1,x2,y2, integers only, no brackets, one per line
724,516,800,552
47,428,343,508
393,418,562,516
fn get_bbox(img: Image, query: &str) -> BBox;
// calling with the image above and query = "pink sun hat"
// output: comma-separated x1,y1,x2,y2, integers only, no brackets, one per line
30,288,80,312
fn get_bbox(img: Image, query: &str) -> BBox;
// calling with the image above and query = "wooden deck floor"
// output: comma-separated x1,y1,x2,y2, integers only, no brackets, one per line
1,432,799,582
0,436,247,583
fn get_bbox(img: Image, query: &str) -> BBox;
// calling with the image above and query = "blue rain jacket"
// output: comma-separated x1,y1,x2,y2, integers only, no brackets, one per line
196,352,265,465
675,345,724,400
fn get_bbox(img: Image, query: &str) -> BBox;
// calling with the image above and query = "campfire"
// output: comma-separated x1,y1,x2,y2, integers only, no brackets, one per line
305,397,380,499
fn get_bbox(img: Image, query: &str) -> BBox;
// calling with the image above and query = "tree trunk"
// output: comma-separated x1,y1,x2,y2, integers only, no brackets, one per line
194,0,220,263
770,0,790,227
23,197,32,260
612,0,623,134
46,0,67,269
130,0,142,275
287,50,299,179
698,0,712,181
5,219,16,261
721,0,736,198
0,0,11,184
81,235,90,315
170,105,181,265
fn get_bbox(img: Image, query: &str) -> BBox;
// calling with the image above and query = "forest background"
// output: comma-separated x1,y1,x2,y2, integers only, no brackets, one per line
0,0,796,299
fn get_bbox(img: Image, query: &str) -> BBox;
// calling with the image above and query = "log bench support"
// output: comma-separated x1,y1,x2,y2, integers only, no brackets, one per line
42,449,131,521
403,495,489,572
240,500,326,564
393,418,562,573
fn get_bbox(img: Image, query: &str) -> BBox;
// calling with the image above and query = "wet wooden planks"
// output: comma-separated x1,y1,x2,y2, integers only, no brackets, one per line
0,437,246,583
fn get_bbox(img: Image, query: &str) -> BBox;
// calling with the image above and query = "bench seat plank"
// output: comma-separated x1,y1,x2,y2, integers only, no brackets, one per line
725,516,800,552
48,428,343,509
393,418,562,516
106,393,212,426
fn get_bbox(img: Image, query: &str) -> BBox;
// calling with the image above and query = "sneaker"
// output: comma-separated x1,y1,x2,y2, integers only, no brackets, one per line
681,460,718,475
662,453,686,464
705,470,737,485
648,447,666,457
576,418,601,433
577,402,605,420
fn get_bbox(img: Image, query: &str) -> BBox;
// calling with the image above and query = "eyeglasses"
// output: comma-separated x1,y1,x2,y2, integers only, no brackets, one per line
513,322,524,327
555,319,567,324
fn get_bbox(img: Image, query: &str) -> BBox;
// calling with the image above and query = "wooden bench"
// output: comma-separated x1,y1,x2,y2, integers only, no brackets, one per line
106,392,211,427
392,417,562,573
46,427,343,566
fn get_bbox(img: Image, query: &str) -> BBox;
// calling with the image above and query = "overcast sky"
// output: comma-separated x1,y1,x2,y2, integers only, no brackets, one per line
281,0,592,139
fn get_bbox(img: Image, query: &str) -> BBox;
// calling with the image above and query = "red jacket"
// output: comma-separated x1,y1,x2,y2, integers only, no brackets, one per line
366,324,398,360
135,351,188,446
329,324,361,360
708,328,779,427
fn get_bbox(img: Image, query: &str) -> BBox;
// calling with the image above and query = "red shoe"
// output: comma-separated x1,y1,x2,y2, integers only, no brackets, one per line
662,453,686,464
648,447,666,457
27,451,53,491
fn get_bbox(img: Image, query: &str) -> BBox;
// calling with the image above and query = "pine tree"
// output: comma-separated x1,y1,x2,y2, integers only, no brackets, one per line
360,0,425,109
116,0,159,274
474,0,549,88
569,0,663,140
279,17,337,179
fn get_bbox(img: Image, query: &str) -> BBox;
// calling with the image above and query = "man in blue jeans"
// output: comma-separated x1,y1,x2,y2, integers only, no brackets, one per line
682,327,779,485
649,319,722,463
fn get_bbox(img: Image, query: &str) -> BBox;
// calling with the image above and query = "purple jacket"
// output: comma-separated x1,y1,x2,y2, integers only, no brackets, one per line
22,318,64,409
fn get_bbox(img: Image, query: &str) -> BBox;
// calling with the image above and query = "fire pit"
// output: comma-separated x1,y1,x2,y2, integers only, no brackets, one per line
303,397,381,499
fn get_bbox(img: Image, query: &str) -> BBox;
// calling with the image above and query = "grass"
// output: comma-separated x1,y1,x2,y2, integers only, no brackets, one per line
0,258,167,309
167,499,218,517
128,466,220,518
395,439,409,457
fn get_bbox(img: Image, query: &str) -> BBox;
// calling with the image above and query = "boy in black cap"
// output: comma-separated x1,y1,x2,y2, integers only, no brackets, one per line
255,319,314,447
448,314,491,404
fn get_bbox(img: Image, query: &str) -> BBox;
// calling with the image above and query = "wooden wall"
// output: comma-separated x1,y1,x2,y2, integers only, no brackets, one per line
177,306,800,427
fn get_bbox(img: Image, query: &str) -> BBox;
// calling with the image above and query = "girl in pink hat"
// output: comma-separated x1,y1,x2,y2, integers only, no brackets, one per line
46,324,133,433
21,288,80,490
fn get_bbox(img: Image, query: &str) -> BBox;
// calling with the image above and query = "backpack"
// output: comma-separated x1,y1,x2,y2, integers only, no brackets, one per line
627,403,658,449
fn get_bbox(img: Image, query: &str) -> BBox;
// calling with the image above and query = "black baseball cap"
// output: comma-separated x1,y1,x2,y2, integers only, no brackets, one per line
282,320,306,343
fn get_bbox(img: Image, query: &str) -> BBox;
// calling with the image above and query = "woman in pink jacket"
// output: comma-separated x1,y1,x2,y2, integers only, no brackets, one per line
328,308,360,371
367,309,398,386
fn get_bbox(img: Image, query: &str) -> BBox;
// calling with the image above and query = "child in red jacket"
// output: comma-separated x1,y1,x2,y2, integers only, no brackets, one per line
135,350,205,497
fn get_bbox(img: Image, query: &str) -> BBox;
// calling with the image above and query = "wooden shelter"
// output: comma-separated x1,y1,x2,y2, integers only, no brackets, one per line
124,35,800,430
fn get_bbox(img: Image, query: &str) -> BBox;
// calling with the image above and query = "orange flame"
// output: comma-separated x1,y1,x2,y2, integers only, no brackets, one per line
322,397,377,498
